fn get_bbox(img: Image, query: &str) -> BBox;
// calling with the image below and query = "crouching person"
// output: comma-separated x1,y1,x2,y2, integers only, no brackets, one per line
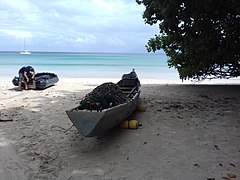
18,66,35,90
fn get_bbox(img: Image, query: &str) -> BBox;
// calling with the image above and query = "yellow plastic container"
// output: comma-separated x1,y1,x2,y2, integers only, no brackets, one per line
120,120,141,129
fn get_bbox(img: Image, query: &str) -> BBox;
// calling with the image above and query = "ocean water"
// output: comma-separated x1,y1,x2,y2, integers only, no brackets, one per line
0,52,179,81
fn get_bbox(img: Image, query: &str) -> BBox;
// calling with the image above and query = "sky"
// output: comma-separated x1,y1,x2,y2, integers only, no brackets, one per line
0,0,160,53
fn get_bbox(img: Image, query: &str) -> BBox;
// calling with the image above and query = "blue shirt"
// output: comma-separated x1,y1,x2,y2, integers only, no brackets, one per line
19,66,32,74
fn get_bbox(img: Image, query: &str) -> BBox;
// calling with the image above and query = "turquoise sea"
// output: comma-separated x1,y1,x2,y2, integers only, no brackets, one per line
0,51,179,81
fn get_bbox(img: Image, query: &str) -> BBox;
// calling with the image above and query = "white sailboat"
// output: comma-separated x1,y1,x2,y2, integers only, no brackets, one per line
20,39,31,55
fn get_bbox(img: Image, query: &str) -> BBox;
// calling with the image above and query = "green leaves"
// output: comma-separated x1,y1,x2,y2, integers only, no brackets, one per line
138,0,240,80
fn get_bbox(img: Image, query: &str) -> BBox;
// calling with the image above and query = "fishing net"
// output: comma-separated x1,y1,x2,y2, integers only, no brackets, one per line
79,82,127,111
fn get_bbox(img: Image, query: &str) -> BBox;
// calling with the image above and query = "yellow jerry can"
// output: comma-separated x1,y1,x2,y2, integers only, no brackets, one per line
120,120,142,129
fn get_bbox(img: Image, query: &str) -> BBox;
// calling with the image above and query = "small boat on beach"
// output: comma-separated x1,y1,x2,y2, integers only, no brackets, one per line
12,72,59,90
66,69,141,137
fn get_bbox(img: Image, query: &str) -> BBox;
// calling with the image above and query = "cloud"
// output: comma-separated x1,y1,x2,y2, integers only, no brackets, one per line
75,34,96,44
0,0,158,52
0,29,33,39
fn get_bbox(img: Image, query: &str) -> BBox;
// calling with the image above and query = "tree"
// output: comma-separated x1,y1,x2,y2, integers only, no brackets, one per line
137,0,240,80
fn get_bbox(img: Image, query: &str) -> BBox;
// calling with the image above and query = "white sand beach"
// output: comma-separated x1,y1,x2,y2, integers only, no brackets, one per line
0,78,240,180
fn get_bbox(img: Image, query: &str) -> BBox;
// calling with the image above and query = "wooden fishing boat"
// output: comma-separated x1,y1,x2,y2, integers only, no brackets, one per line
12,72,59,90
66,70,141,137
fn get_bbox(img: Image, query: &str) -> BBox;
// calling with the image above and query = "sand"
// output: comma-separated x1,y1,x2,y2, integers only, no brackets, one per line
0,78,239,180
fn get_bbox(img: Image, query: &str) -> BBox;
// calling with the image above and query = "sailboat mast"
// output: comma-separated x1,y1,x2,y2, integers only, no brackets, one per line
23,38,26,50
20,38,31,54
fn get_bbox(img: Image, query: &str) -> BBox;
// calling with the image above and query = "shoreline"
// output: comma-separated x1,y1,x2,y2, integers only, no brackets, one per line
1,76,240,85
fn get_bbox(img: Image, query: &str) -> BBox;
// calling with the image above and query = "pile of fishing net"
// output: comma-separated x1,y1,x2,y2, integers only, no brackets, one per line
80,82,127,111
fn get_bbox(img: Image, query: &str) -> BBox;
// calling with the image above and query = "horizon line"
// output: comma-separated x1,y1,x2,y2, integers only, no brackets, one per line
0,50,165,55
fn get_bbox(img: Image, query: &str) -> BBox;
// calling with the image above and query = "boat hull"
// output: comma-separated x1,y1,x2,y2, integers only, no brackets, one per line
66,70,141,137
20,51,31,55
66,91,140,137
12,72,59,90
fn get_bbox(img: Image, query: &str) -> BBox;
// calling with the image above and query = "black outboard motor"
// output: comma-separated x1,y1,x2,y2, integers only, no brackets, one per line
121,69,138,86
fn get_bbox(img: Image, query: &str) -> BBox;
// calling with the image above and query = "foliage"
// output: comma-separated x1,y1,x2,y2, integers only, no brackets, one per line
137,0,240,80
